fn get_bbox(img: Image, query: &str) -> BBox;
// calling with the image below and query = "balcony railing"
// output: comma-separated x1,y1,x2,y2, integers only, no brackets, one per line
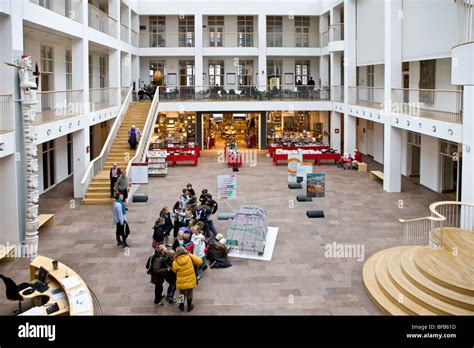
89,87,118,111
331,86,344,103
454,0,474,44
158,85,331,102
131,29,138,46
0,94,13,134
391,88,463,124
30,0,82,22
266,33,321,48
121,86,131,103
348,86,385,109
120,23,129,43
139,32,195,48
33,90,84,125
88,4,117,38
329,23,344,42
320,30,329,47
203,32,258,47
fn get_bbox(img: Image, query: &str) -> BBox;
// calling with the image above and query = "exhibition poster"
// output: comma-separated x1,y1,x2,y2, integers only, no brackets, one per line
307,173,325,198
217,175,237,200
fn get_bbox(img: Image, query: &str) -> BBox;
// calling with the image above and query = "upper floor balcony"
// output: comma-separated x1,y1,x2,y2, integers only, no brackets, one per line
33,89,84,125
329,23,344,42
266,32,321,48
30,0,83,23
88,3,118,38
120,23,129,44
203,31,258,48
89,87,119,112
139,32,195,48
0,94,13,134
348,86,385,110
331,86,344,103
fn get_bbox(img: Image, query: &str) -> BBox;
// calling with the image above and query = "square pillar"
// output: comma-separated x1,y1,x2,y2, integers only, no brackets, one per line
343,0,356,154
257,14,267,89
194,14,203,90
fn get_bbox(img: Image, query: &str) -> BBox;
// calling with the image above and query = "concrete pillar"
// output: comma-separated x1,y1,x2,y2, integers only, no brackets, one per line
257,14,267,89
194,14,203,90
383,0,402,192
420,134,440,193
343,0,356,154
109,49,121,105
330,111,341,152
461,86,474,204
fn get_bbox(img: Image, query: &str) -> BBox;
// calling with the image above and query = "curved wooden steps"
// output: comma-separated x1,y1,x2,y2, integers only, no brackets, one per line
363,230,474,315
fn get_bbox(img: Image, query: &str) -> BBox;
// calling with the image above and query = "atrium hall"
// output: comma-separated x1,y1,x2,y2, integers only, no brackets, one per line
0,0,472,317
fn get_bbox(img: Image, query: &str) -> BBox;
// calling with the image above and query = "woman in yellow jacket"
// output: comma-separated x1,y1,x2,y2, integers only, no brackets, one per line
172,246,203,312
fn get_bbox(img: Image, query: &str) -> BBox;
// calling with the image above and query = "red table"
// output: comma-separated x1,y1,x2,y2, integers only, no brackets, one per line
167,153,198,166
272,152,341,165
166,145,200,157
268,145,329,157
224,146,243,167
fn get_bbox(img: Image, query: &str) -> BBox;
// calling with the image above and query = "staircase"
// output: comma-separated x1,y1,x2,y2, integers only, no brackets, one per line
82,101,151,205
363,228,474,315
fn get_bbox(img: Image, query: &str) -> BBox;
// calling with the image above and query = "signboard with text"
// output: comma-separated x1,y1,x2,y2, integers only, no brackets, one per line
217,175,237,200
288,153,303,183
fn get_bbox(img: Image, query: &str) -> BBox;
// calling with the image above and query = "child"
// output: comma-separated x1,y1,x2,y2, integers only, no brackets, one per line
172,231,185,251
182,233,194,254
187,183,196,197
191,225,206,280
164,249,177,304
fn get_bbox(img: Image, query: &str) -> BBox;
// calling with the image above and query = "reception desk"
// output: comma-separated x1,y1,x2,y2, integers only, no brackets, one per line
19,255,94,316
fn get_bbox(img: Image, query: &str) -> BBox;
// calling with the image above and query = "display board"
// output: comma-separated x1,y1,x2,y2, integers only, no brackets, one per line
287,153,303,183
217,174,237,200
307,173,325,198
297,162,313,190
148,148,168,176
227,205,268,254
131,163,149,184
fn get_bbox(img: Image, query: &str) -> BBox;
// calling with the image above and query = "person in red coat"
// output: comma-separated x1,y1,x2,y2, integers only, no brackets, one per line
354,149,363,163
109,163,122,198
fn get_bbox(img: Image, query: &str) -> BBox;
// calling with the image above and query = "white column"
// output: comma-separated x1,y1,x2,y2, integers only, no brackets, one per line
319,14,329,86
462,86,474,204
121,52,131,87
257,14,267,89
383,0,402,193
420,134,440,193
330,112,341,151
343,0,356,154
109,0,120,39
109,49,121,105
194,14,203,90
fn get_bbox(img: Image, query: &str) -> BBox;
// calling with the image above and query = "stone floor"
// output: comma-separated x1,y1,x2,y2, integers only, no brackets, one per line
0,153,447,315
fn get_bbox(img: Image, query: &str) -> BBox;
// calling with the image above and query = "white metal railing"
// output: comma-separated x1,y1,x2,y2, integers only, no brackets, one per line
391,88,463,124
266,32,321,48
203,31,258,47
121,23,129,43
89,87,118,111
399,201,474,247
454,0,474,44
80,87,133,198
320,30,329,47
139,32,195,48
34,89,84,125
331,86,344,103
88,4,117,38
125,88,160,185
0,94,13,133
348,86,385,109
329,23,344,42
131,29,138,46
30,0,83,22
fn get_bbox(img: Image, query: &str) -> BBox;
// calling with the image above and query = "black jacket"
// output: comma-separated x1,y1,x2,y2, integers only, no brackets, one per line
153,225,166,244
207,244,232,268
164,257,176,284
160,211,173,233
151,253,168,284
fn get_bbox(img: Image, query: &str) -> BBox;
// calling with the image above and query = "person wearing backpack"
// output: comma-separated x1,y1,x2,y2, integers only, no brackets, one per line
152,218,166,248
148,244,168,305
204,195,218,237
172,246,203,312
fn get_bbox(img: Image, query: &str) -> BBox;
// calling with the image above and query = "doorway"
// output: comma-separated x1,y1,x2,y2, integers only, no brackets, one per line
440,140,459,199
407,132,421,180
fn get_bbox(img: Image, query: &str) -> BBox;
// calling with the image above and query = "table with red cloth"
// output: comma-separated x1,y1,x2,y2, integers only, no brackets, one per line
166,151,199,166
272,152,341,165
166,145,200,157
267,145,329,157
224,145,243,167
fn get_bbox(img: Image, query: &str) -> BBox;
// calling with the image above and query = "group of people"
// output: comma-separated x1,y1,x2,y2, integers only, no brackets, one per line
137,84,156,100
147,183,232,312
337,149,363,170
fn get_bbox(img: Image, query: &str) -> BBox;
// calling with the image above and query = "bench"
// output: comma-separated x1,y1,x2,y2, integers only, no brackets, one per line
0,245,16,261
370,170,384,182
39,214,55,229
354,161,368,173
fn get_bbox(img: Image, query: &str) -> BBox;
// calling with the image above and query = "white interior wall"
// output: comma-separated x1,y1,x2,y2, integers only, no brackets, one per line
420,134,440,192
357,118,367,154
373,121,384,164
0,155,20,245
356,0,384,65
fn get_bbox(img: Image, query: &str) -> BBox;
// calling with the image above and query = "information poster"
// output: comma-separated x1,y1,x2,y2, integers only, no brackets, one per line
217,175,237,200
297,162,313,190
307,173,325,198
288,153,303,183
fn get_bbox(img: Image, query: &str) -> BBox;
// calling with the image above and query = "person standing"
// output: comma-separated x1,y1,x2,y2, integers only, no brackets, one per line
115,171,129,202
164,249,177,304
112,193,129,247
109,163,122,198
307,76,316,99
152,217,167,248
172,246,203,312
160,207,174,247
128,125,141,150
150,244,168,306
172,201,186,239
186,183,196,197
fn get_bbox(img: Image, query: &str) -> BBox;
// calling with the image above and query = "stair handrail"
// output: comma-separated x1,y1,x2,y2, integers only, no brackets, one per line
125,87,160,184
399,201,474,247
80,86,133,198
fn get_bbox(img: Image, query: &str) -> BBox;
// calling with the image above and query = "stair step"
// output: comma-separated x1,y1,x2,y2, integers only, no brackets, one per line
82,197,115,205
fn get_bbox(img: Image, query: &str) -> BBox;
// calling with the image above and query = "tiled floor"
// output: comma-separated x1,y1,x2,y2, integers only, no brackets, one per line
0,154,446,315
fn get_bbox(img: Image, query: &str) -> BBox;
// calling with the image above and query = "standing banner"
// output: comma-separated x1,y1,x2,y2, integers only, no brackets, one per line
287,153,303,183
307,173,325,198
217,175,237,200
297,162,313,190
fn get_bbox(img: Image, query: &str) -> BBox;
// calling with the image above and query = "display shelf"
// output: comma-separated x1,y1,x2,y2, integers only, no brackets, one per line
147,148,168,176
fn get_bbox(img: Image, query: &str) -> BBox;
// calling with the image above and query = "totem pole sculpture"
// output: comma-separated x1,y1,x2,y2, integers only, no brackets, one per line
18,55,40,257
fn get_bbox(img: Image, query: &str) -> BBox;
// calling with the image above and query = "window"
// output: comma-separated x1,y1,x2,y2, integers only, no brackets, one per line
238,16,254,47
39,0,52,10
267,16,282,47
407,131,421,146
179,16,195,47
40,46,54,92
42,140,55,190
294,16,310,47
267,60,282,87
237,59,254,87
149,60,166,86
208,16,224,47
149,16,166,47
67,134,73,175
99,56,107,88
295,60,310,85
66,50,73,103
367,65,374,101
179,60,195,86
208,60,225,86
88,54,93,88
